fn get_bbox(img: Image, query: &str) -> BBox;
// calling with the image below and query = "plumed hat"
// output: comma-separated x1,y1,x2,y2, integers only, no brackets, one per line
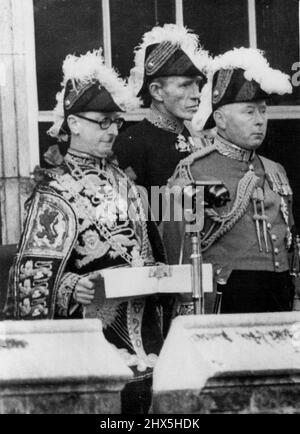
48,49,140,142
128,24,209,104
192,47,293,131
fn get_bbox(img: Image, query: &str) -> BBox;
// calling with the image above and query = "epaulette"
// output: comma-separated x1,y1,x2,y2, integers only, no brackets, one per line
170,143,217,186
31,166,63,185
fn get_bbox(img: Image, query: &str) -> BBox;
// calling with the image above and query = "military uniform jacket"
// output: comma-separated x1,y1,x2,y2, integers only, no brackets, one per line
5,149,166,380
163,135,294,284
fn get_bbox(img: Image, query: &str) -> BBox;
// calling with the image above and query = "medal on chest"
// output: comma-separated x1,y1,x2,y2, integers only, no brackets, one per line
175,134,194,153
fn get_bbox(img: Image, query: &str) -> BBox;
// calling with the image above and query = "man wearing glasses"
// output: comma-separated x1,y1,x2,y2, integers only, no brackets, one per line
4,50,166,414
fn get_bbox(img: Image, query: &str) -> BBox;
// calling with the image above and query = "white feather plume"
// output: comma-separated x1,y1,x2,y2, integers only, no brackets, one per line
211,47,292,95
128,23,209,95
192,71,213,132
192,47,292,133
48,49,140,141
62,48,141,111
47,89,68,141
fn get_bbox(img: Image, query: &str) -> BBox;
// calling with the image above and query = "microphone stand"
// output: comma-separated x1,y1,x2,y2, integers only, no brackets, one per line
181,178,229,315
184,185,205,315
190,232,204,315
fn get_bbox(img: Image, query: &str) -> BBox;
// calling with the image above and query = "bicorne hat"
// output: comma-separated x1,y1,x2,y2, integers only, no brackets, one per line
129,24,209,105
48,49,140,141
192,47,293,131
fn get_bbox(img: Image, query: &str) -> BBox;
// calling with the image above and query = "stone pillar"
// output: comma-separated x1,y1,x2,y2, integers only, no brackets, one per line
0,0,39,244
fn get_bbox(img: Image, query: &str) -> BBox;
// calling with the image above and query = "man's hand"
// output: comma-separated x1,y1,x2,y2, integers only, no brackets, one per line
73,271,103,306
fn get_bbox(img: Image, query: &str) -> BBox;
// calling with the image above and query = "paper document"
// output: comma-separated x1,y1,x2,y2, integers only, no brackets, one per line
101,264,213,299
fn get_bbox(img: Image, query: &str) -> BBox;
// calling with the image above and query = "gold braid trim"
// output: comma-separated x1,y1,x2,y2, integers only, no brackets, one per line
145,41,179,76
170,144,217,186
170,147,259,251
202,169,259,250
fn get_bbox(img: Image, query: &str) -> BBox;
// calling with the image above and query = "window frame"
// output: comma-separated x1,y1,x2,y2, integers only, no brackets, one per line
37,0,300,124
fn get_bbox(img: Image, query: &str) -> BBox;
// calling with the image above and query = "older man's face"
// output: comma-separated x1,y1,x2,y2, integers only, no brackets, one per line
217,101,268,150
71,111,120,158
159,76,202,121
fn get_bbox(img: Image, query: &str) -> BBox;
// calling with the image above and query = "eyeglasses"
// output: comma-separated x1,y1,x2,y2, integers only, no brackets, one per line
75,114,124,130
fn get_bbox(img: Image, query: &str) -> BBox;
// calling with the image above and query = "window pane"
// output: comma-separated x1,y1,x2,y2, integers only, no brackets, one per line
256,0,300,104
110,0,176,78
183,0,249,56
34,0,103,111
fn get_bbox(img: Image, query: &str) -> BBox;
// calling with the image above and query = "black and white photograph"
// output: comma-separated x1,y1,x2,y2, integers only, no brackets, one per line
0,0,300,419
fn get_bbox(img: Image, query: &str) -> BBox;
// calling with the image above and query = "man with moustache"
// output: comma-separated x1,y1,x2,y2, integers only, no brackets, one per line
164,48,297,314
4,49,167,413
113,24,209,211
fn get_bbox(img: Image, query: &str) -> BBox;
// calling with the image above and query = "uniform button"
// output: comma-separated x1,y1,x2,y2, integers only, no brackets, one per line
267,223,272,230
271,234,277,241
275,261,280,268
274,248,279,254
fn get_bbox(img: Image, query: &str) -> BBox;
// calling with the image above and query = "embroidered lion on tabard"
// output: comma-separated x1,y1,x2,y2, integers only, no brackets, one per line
37,208,59,244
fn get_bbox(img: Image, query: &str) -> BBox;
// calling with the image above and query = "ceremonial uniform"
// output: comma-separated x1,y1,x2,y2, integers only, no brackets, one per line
164,135,295,312
5,149,165,368
165,47,296,314
4,48,168,413
5,149,166,412
113,115,199,190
